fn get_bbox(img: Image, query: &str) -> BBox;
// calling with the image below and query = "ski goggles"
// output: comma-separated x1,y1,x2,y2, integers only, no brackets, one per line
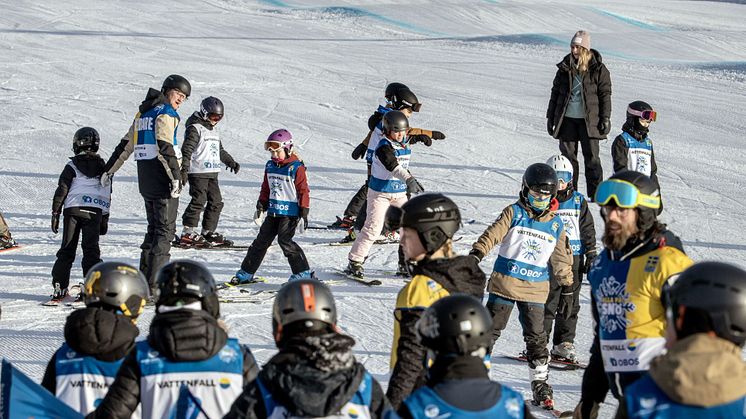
264,141,285,152
206,113,223,123
594,179,661,209
627,107,657,122
556,171,573,184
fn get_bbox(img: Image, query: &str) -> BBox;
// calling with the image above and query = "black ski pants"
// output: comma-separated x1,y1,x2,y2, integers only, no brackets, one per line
486,293,549,364
241,215,309,275
544,256,583,345
182,175,224,233
52,209,102,289
344,180,368,219
140,197,178,286
558,117,603,199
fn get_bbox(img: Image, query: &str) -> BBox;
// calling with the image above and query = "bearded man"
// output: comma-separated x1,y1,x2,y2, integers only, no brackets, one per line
572,171,692,419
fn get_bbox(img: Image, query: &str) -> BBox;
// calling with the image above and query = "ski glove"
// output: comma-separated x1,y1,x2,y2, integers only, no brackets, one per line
297,207,309,234
100,172,112,188
409,134,432,147
406,177,424,194
351,142,368,160
431,131,446,140
226,161,240,174
179,169,189,187
100,214,109,236
557,285,575,320
582,251,596,274
170,181,181,199
51,212,60,234
598,118,611,136
469,249,484,263
254,201,268,226
546,118,554,136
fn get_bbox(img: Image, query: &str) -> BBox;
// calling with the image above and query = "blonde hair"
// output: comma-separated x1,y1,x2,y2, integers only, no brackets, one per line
574,47,592,73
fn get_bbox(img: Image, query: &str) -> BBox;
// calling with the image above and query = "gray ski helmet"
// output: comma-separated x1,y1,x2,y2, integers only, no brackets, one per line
385,82,421,112
272,279,337,340
382,110,409,134
521,163,558,199
161,74,191,98
665,261,746,346
603,170,660,232
155,260,220,318
200,96,224,121
386,193,461,254
417,294,492,355
73,127,100,154
83,261,149,320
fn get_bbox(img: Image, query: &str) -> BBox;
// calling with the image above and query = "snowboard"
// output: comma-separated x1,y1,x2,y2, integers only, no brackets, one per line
501,353,587,370
0,245,22,254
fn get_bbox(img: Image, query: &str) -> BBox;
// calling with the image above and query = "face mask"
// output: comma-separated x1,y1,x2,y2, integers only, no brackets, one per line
528,193,551,211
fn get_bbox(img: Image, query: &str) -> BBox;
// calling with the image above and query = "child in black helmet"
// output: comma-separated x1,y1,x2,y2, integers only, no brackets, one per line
384,193,486,409
48,127,111,304
400,294,533,418
618,262,746,418
41,261,149,415
225,279,394,418
89,260,259,419
178,96,240,246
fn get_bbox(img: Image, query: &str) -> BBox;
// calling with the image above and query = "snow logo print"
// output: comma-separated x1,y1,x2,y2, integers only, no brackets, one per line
270,178,283,197
595,275,636,334
521,239,542,261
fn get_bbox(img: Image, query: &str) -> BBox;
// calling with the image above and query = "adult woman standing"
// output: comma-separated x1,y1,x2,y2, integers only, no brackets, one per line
546,30,612,200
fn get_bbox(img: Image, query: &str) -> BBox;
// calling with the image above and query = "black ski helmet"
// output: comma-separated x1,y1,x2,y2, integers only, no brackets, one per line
161,74,191,98
382,110,409,135
272,279,337,342
665,261,746,346
73,127,100,154
200,96,224,121
385,82,421,112
521,163,558,201
386,193,461,254
83,261,150,320
626,100,654,136
154,260,220,318
417,294,492,355
602,170,660,232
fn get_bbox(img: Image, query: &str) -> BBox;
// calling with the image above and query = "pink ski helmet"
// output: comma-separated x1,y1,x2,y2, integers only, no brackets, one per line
265,129,293,152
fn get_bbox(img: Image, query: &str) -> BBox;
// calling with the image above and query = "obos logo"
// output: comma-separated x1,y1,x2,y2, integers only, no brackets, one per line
219,377,231,389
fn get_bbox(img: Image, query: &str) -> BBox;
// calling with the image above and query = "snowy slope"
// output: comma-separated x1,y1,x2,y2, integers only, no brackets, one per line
1,0,746,417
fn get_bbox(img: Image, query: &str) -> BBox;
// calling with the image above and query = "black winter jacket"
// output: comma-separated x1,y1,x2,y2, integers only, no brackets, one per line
386,256,487,409
52,153,108,224
398,355,536,418
104,88,181,200
225,333,392,419
41,307,139,393
180,112,236,177
87,309,259,419
612,122,660,189
547,49,612,139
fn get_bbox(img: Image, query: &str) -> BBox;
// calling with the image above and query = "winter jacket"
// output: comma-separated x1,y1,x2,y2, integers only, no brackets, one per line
556,188,596,256
580,225,692,408
258,154,310,213
612,122,659,188
547,50,612,139
471,200,574,304
617,334,746,418
87,309,259,419
103,88,181,200
180,112,236,178
399,355,535,419
387,256,486,409
52,152,110,228
41,307,139,394
225,333,393,419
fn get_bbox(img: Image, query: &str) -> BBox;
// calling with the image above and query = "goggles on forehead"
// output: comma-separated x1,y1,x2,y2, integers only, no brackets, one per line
594,179,661,209
627,107,657,122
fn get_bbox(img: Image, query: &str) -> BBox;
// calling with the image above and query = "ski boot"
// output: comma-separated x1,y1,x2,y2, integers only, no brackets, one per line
340,228,357,244
551,342,578,364
179,231,206,246
344,260,364,279
203,231,233,246
45,283,70,305
0,234,16,249
288,270,318,282
231,270,257,285
376,230,400,244
531,380,555,410
328,216,355,230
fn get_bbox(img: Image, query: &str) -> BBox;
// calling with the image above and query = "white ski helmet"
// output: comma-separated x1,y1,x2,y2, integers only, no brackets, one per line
546,155,573,177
